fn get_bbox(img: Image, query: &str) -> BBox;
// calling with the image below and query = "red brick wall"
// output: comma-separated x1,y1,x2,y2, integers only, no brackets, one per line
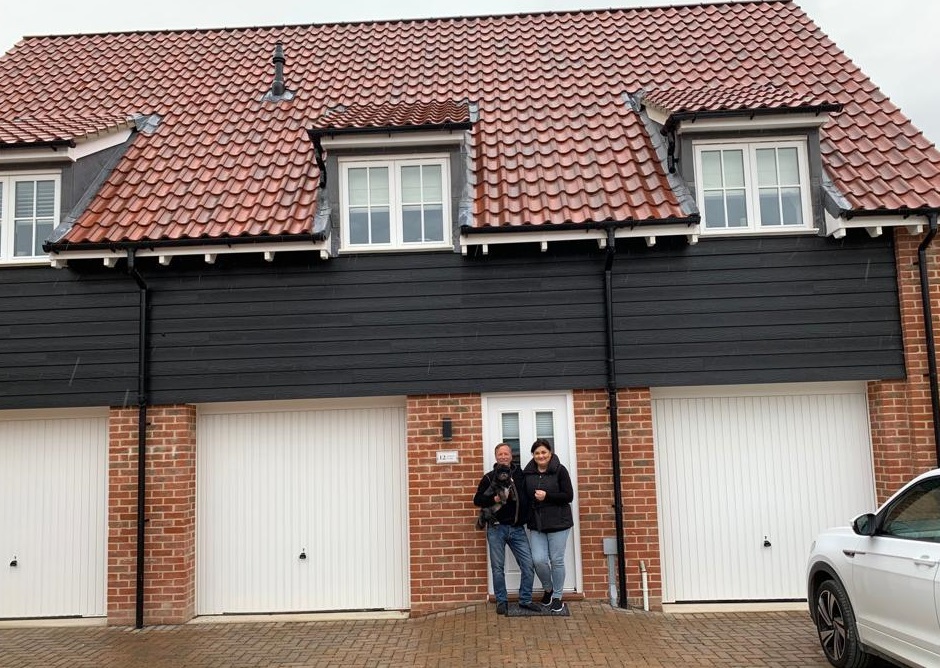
868,230,940,502
108,405,196,625
406,395,487,615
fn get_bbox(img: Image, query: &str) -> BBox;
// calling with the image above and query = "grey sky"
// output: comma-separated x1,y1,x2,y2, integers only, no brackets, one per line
2,0,938,145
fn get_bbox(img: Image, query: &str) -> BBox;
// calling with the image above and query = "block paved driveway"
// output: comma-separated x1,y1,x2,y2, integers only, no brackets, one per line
0,601,900,668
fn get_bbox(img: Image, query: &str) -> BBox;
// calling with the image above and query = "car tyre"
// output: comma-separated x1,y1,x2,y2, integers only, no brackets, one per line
813,579,871,668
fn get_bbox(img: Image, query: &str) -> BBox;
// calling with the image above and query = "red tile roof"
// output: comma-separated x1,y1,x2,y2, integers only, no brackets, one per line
0,115,134,146
310,100,472,133
644,83,836,116
0,0,936,247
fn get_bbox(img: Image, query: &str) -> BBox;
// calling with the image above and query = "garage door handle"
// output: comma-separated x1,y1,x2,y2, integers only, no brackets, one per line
299,549,307,560
914,557,937,568
9,556,16,567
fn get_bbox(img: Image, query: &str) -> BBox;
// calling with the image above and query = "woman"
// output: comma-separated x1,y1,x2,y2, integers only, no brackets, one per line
523,438,574,613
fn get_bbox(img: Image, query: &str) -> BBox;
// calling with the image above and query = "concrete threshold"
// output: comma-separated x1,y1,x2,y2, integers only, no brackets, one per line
189,610,409,624
662,601,808,614
0,617,107,629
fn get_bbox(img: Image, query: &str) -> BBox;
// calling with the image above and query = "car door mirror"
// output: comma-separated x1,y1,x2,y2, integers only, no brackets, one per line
852,513,877,536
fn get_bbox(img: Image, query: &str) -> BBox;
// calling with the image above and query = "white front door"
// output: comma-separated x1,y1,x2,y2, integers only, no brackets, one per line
0,410,108,619
483,393,580,595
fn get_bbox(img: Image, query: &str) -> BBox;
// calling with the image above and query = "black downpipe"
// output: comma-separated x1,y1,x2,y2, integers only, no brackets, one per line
603,227,629,609
126,250,149,629
917,213,940,466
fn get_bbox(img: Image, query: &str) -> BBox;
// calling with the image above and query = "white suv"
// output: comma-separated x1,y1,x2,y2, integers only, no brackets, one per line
806,468,940,667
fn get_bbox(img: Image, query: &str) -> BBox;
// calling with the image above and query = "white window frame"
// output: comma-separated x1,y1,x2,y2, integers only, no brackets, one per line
693,138,814,235
0,171,60,264
339,155,451,252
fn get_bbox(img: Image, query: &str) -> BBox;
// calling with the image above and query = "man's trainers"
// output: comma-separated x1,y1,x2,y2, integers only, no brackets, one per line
540,590,553,605
549,598,565,613
519,601,542,612
496,602,508,615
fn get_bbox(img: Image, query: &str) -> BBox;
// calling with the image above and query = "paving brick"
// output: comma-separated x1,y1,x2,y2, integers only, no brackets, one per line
0,602,900,667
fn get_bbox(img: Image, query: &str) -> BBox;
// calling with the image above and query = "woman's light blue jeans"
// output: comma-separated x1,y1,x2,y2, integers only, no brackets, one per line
528,528,570,599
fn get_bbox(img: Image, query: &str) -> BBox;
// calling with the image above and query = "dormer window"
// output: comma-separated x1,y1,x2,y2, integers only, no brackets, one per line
694,139,811,232
340,156,450,250
0,172,59,262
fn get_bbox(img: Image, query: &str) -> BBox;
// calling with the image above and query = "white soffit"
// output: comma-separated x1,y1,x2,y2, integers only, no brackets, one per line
0,129,132,164
674,113,831,133
825,211,924,239
459,223,695,253
49,238,332,268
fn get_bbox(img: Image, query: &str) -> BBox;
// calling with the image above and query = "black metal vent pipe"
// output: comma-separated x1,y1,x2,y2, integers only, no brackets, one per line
126,249,150,629
917,213,940,466
603,226,629,609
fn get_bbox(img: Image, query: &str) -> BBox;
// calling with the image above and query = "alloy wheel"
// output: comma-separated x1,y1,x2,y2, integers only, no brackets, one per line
816,587,847,661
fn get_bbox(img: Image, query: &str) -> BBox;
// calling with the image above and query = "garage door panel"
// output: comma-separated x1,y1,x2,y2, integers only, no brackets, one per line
654,384,875,602
197,404,408,615
0,414,107,619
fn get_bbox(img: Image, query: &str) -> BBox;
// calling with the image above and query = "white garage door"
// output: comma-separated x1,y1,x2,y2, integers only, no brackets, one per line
197,399,409,615
652,382,875,603
0,409,108,619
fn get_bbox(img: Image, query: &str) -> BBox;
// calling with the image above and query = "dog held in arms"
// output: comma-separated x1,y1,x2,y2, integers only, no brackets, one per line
476,463,513,529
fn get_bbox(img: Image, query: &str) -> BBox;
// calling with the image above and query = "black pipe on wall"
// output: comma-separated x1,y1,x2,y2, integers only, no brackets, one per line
917,213,940,466
602,226,629,609
126,250,150,629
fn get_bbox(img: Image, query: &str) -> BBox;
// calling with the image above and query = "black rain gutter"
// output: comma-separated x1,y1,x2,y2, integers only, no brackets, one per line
125,249,149,630
661,103,843,135
45,231,329,254
918,213,940,466
602,226,629,609
461,215,699,235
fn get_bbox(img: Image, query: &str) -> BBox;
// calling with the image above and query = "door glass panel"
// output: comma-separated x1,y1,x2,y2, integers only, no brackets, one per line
535,411,555,446
500,412,521,465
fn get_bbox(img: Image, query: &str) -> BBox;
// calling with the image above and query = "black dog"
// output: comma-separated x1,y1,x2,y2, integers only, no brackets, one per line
476,463,513,529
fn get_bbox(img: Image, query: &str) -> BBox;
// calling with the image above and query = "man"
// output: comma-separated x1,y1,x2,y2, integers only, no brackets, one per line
473,442,539,614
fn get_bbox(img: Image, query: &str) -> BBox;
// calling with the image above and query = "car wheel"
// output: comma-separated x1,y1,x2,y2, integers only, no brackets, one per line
814,579,871,668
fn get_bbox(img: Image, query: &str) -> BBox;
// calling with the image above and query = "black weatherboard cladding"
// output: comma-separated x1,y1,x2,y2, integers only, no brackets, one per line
0,234,903,410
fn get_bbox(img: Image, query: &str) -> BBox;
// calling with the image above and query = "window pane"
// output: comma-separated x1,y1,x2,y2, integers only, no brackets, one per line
35,180,55,217
347,168,368,206
400,166,422,203
0,182,5,220
36,220,54,255
14,181,35,218
423,164,443,201
369,167,389,206
701,151,723,189
756,149,778,186
349,208,369,244
778,148,800,184
704,192,727,228
780,187,803,225
722,150,745,187
14,220,33,256
726,189,748,227
424,206,444,241
535,411,554,445
759,188,781,225
501,412,521,464
371,207,390,243
402,205,422,243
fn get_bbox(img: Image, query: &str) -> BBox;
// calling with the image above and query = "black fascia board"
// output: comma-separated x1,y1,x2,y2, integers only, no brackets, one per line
842,206,940,219
460,215,700,235
45,230,329,254
308,122,472,140
0,139,75,151
662,103,844,134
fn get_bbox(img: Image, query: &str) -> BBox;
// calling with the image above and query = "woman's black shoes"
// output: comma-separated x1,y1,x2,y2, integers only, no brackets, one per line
540,590,553,605
549,598,565,613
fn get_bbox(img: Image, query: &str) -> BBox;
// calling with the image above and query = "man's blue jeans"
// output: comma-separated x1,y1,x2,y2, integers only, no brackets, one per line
486,524,535,605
